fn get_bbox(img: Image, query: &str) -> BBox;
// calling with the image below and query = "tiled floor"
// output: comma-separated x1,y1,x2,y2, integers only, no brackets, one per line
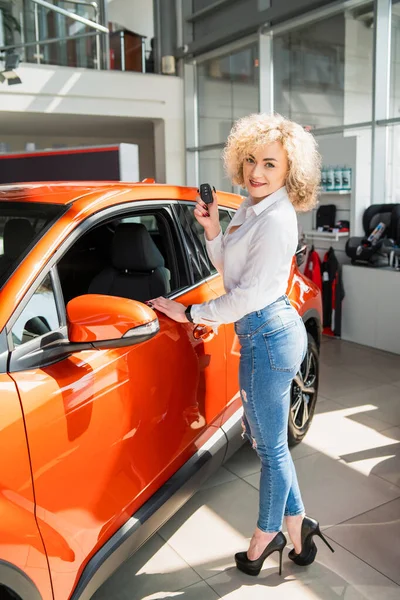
93,338,400,600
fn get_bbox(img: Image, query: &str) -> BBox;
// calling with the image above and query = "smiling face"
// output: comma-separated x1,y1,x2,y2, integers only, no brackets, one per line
242,141,289,201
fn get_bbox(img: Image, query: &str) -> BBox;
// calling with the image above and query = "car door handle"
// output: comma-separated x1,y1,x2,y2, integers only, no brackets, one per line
192,324,214,342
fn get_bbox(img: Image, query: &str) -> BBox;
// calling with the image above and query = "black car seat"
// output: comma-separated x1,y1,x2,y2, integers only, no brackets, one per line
88,223,171,302
0,218,35,277
345,203,400,265
58,223,114,303
381,204,400,267
390,204,400,242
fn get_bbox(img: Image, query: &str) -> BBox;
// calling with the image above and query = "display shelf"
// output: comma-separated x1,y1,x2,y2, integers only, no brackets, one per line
304,230,350,242
320,190,351,195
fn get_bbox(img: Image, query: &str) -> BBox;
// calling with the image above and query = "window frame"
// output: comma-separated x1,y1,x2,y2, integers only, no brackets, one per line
5,200,194,372
10,269,64,349
57,205,188,300
0,202,69,292
8,266,69,372
172,201,233,288
174,201,216,283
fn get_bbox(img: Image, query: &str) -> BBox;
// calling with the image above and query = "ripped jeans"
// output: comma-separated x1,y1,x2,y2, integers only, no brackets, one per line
235,295,308,533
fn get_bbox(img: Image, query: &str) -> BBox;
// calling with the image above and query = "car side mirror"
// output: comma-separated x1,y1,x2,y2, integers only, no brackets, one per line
295,244,307,267
67,294,159,349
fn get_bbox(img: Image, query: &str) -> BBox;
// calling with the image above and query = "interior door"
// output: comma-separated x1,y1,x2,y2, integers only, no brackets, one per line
8,275,206,598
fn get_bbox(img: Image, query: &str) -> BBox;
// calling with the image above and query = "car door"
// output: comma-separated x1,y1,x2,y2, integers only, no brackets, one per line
6,203,222,600
0,372,53,600
205,208,242,414
175,203,234,424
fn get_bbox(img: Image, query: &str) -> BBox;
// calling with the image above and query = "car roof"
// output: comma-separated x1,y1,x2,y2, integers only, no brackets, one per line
0,182,242,209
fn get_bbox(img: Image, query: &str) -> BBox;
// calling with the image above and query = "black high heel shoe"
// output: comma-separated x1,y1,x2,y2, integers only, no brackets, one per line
288,516,335,566
235,531,287,576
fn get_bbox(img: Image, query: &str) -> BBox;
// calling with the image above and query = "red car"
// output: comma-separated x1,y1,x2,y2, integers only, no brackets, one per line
0,182,322,600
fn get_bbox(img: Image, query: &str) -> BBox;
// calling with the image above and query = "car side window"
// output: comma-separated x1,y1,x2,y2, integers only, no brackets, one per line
57,206,189,305
219,209,232,234
11,273,60,347
176,204,232,283
120,214,157,229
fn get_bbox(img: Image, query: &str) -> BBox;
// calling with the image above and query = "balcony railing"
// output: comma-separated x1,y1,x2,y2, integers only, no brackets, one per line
0,0,154,73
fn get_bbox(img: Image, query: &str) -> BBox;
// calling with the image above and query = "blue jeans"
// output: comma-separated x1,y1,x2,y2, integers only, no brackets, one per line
235,295,308,533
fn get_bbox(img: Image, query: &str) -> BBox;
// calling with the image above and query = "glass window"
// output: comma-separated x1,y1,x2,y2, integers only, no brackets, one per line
197,44,259,147
12,273,60,347
19,0,98,69
120,214,158,230
177,204,215,282
387,124,400,205
199,148,232,193
390,0,400,118
177,205,232,283
273,11,373,128
58,208,188,303
0,202,66,290
344,4,374,125
219,209,232,234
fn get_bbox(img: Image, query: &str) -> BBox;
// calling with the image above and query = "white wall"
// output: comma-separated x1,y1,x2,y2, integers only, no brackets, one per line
107,0,154,51
0,64,185,185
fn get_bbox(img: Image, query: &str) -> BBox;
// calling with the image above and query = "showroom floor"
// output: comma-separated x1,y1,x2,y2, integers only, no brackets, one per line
93,337,400,600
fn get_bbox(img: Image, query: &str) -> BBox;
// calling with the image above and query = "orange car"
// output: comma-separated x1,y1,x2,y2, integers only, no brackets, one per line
0,182,322,600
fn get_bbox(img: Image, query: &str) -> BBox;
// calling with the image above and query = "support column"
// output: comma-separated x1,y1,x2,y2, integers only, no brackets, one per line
259,27,273,114
153,0,177,74
371,0,392,203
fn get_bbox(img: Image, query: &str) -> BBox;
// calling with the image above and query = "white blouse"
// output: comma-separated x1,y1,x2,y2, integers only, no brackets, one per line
190,186,298,328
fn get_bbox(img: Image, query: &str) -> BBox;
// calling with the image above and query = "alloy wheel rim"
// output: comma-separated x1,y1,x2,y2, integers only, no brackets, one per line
291,347,318,431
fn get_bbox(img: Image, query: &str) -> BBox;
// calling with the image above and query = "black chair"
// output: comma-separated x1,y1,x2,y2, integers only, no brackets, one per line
345,203,400,265
88,223,171,302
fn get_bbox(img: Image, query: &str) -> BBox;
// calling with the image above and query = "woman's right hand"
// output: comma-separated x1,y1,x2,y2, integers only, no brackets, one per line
194,189,221,241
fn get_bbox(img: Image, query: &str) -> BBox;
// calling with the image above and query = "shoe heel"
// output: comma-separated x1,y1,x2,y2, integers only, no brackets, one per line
317,528,335,553
278,548,284,576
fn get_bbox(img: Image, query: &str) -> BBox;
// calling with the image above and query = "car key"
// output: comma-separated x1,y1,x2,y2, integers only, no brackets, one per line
199,183,214,206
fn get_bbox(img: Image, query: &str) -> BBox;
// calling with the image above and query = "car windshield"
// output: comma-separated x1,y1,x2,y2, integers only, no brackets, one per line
0,201,66,290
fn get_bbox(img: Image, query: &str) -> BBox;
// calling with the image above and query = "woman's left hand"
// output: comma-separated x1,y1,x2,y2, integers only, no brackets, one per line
147,297,189,323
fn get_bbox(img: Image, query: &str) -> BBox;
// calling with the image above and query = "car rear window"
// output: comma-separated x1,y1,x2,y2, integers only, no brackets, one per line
0,202,67,289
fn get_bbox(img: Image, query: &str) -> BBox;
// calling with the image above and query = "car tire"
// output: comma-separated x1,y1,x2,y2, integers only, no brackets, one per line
288,332,319,447
0,587,20,600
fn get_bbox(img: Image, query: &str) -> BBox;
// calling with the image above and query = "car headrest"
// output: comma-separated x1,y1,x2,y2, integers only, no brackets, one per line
3,218,35,260
112,223,165,272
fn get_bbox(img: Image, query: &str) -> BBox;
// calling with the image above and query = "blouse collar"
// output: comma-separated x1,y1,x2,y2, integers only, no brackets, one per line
248,186,288,216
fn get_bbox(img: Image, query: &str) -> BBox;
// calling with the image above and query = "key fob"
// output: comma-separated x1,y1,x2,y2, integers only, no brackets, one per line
199,183,213,205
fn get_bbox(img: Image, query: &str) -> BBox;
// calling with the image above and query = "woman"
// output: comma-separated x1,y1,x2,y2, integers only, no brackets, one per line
148,113,334,576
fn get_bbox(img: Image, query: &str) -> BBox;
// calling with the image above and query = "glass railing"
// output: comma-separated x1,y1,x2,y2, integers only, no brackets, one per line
0,0,154,73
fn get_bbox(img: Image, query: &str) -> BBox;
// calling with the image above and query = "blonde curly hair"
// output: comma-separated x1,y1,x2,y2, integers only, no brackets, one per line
223,113,321,212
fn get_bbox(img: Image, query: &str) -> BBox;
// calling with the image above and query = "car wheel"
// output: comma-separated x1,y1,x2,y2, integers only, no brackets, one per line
288,332,319,447
0,587,20,600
